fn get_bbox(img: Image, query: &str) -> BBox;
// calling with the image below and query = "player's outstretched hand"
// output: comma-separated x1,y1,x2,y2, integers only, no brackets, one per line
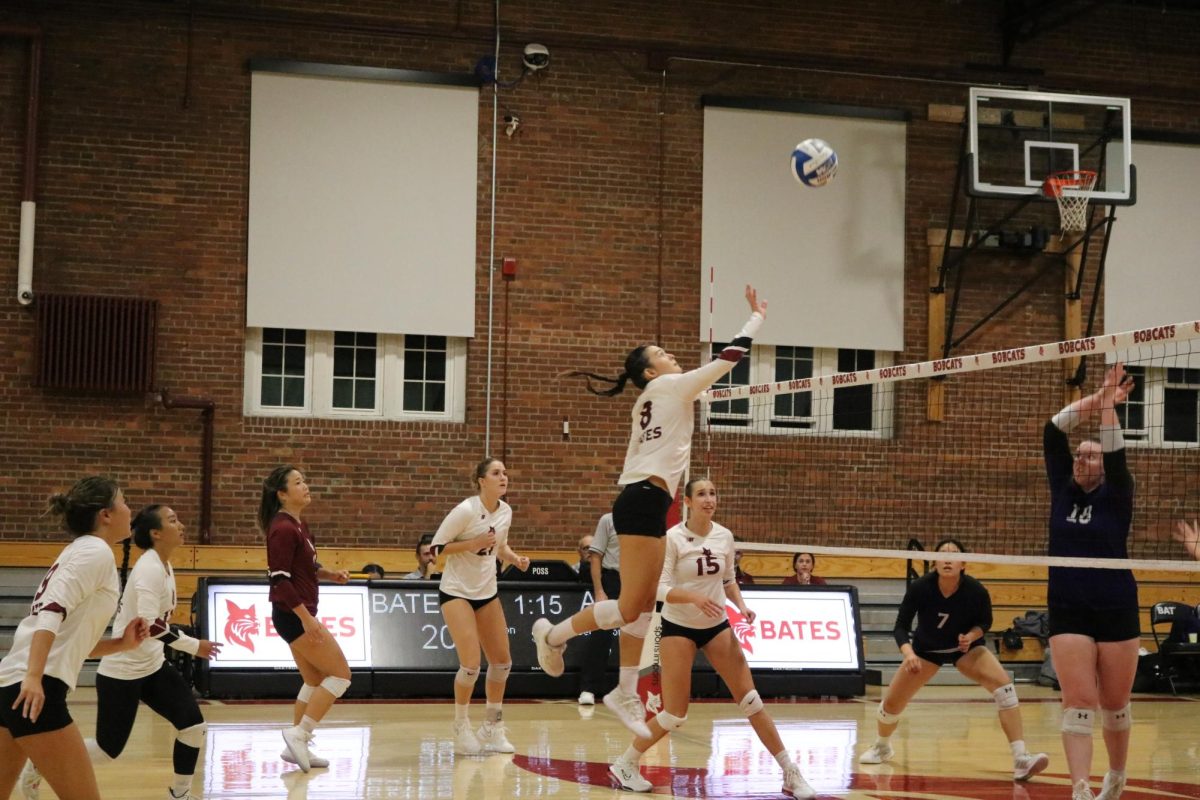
745,284,768,319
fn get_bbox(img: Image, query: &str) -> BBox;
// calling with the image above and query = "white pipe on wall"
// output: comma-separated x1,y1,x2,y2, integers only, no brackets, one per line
17,200,35,305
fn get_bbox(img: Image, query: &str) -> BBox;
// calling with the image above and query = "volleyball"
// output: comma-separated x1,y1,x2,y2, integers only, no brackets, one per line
790,138,838,187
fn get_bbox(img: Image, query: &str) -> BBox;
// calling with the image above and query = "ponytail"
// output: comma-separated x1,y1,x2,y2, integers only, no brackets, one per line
258,465,297,534
119,539,132,593
564,344,653,396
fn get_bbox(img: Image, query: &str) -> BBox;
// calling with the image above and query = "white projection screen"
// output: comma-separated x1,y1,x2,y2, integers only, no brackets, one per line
247,64,479,337
701,102,907,351
1105,139,1200,368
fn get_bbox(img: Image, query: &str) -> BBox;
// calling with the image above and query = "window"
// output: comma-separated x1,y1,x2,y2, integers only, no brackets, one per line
259,328,310,410
1119,366,1200,447
702,343,894,437
244,328,466,421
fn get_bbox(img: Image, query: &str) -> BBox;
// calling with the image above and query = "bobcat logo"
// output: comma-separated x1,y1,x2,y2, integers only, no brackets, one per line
224,600,259,652
727,605,756,654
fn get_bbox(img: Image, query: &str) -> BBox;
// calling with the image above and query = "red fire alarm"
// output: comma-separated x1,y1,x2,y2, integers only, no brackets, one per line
502,257,517,280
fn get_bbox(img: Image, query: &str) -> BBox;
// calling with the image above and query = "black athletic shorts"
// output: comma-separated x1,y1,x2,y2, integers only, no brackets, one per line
1049,606,1141,642
271,606,307,644
661,618,731,649
915,640,985,667
612,480,674,538
438,590,498,611
0,676,73,738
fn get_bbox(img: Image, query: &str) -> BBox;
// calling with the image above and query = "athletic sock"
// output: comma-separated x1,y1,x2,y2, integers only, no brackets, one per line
773,749,796,771
547,619,575,647
1011,739,1027,758
618,666,638,695
620,745,642,765
454,703,469,722
298,715,317,734
485,703,502,724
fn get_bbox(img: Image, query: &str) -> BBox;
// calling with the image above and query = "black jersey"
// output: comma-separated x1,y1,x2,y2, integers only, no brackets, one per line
893,572,992,654
1043,422,1138,611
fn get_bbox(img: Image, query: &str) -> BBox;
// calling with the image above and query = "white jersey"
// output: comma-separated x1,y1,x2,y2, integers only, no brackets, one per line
434,496,512,600
619,313,762,498
0,535,119,691
659,520,736,630
98,548,200,681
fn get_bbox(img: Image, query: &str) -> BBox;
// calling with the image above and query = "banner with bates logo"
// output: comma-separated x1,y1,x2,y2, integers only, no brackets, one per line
206,584,373,668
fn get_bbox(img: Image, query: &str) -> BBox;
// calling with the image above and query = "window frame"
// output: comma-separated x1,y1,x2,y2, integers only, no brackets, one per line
1121,365,1200,449
700,343,894,438
244,328,467,422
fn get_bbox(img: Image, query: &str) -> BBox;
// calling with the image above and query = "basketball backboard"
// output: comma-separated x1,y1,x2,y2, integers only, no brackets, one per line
968,87,1134,205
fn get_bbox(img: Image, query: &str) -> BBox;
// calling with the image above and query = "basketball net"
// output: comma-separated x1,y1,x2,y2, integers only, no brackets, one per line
1043,170,1098,233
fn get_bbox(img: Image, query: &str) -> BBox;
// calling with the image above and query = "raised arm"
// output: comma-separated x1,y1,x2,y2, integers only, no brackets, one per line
672,285,767,399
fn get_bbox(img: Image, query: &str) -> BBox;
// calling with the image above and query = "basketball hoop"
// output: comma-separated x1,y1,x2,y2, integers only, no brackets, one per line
1043,170,1098,233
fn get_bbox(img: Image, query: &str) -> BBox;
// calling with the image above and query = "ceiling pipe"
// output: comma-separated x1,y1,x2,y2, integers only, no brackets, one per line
158,389,216,545
1,23,43,305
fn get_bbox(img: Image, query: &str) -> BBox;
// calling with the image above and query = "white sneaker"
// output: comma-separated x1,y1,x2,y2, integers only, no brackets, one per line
603,688,651,740
454,720,482,755
609,759,652,792
1073,779,1096,800
282,726,313,772
1013,752,1049,781
476,721,515,754
19,760,41,800
531,618,565,677
1096,771,1126,800
858,742,894,764
578,690,596,705
782,765,817,799
281,746,330,768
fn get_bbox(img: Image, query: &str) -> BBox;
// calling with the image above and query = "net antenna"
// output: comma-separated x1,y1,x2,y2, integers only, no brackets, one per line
1043,169,1098,233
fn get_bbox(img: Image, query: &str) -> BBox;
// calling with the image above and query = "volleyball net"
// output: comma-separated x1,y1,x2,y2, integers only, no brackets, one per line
694,320,1200,573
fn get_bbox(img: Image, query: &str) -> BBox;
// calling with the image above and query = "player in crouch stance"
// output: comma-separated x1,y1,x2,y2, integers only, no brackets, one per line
432,457,530,755
21,505,222,800
261,465,352,773
858,538,1050,782
608,478,815,799
533,285,767,738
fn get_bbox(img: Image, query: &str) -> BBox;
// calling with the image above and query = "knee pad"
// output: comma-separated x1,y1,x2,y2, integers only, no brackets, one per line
655,710,687,732
621,611,652,639
176,722,207,749
1062,707,1095,737
297,683,318,703
738,690,764,717
593,599,625,630
993,682,1019,711
1102,704,1132,731
486,662,512,684
319,675,351,699
455,665,480,688
876,701,902,726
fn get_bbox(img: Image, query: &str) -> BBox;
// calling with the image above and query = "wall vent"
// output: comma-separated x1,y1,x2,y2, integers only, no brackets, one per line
35,293,158,393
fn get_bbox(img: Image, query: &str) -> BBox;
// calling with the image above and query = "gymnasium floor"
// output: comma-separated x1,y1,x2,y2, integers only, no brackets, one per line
44,685,1200,799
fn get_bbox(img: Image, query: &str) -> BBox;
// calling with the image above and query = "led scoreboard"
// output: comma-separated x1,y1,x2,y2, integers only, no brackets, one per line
197,579,865,698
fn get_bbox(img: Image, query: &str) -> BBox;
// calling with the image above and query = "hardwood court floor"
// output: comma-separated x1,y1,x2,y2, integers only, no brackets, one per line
31,685,1200,799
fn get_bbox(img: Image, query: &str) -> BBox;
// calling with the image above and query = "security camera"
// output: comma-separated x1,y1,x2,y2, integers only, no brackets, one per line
504,113,521,137
522,43,550,72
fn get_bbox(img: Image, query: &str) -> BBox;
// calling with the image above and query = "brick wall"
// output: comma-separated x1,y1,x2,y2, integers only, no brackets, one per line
0,1,1197,553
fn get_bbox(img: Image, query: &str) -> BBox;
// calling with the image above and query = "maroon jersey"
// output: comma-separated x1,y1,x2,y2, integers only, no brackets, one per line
781,574,827,586
267,512,319,614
